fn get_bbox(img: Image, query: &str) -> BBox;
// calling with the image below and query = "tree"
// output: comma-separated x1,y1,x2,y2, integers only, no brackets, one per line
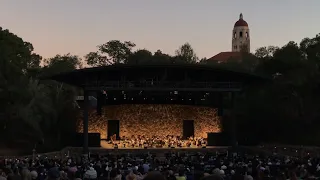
254,46,278,59
175,43,198,63
198,57,208,64
84,52,108,67
0,27,41,73
0,27,81,151
152,50,172,64
232,33,320,145
41,54,81,148
0,28,43,143
127,49,153,64
300,34,320,65
85,40,136,66
43,54,82,75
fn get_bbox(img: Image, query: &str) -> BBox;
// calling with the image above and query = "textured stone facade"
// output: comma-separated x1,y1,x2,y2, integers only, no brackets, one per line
77,104,221,139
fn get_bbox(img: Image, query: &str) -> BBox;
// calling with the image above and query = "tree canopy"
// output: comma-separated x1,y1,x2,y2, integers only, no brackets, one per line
1,25,320,151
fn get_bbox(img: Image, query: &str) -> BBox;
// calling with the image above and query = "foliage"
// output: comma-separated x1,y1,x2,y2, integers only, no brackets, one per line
85,41,199,65
0,27,79,151
174,42,198,63
85,40,136,66
231,34,320,145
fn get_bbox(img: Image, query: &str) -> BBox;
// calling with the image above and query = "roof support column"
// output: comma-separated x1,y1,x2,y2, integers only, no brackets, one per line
218,92,224,116
96,90,103,116
82,90,89,156
230,92,237,148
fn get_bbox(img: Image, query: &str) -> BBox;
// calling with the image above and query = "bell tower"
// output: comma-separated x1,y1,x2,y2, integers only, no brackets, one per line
232,13,250,52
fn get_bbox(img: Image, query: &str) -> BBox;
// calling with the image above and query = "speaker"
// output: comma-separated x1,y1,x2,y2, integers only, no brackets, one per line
108,120,120,140
183,120,195,139
207,132,230,146
75,133,101,147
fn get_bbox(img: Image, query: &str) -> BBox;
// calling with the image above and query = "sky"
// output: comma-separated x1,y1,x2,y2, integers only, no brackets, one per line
0,0,320,60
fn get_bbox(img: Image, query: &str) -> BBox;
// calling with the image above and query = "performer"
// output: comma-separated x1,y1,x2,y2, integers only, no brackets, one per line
111,134,117,144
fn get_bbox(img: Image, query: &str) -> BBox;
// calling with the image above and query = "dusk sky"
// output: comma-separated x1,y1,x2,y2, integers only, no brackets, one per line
1,0,319,59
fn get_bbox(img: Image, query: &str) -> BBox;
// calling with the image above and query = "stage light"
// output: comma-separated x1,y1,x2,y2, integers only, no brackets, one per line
114,98,117,100
174,91,178,95
189,99,192,101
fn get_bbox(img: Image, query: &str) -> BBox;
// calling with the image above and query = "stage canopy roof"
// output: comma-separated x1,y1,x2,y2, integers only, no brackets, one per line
45,64,270,87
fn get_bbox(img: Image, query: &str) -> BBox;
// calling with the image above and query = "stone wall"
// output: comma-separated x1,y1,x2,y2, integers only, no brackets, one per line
77,104,221,139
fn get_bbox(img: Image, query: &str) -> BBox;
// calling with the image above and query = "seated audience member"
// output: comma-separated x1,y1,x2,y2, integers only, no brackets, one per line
84,165,97,180
143,171,166,180
176,169,186,180
109,169,121,180
201,174,224,180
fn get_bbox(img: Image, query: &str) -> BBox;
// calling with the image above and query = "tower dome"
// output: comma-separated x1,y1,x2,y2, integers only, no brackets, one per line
232,13,250,52
234,13,248,27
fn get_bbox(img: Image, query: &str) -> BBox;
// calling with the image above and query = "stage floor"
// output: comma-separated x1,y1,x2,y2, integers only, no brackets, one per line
101,140,210,149
96,140,228,151
63,141,229,156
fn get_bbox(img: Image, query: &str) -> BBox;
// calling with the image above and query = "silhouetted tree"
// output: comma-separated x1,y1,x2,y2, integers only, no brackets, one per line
85,40,136,66
175,42,198,63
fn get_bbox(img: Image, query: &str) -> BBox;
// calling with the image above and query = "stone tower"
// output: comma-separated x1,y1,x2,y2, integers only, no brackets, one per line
232,13,250,52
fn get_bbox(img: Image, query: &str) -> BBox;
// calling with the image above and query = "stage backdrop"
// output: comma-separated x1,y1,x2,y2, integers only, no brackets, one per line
77,104,221,139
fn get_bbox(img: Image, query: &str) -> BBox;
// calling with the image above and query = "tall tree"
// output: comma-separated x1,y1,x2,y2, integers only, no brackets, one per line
0,27,41,73
175,43,198,63
85,40,136,66
300,34,320,65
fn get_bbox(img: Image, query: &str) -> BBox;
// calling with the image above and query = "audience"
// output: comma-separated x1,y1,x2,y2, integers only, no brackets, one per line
0,147,319,180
